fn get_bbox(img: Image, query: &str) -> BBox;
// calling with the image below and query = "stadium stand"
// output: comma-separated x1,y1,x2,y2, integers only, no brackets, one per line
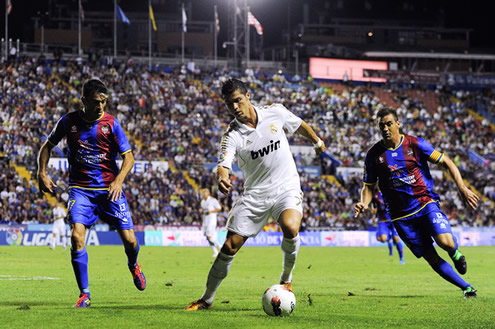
0,56,493,229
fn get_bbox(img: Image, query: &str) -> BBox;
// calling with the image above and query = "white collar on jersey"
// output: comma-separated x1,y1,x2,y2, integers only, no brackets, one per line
234,105,263,134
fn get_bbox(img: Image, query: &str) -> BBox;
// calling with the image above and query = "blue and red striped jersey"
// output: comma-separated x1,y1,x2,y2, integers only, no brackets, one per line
363,134,444,220
373,191,391,222
47,111,131,189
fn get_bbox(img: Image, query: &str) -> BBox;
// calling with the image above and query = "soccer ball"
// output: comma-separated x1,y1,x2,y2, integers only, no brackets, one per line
261,284,296,316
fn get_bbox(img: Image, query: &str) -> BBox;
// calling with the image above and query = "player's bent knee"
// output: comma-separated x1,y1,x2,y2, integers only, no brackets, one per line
282,229,299,239
220,244,239,256
376,236,387,242
71,234,85,250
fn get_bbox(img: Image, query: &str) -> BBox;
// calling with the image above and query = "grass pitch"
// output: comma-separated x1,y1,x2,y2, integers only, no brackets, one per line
1,245,494,328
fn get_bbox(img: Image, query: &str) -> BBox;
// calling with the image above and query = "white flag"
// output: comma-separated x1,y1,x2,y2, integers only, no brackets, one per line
214,6,220,35
182,7,187,32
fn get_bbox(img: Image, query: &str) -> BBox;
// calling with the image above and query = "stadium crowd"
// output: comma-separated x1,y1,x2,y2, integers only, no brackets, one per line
0,55,494,229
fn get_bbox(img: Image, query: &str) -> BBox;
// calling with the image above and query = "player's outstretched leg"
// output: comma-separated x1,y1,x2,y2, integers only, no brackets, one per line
71,247,91,307
186,251,235,310
279,235,300,291
387,239,394,256
186,232,245,311
424,247,476,298
394,240,405,264
125,242,146,291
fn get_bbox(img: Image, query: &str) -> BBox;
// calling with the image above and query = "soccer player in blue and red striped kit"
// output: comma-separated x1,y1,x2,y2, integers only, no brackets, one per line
38,79,146,307
354,107,479,298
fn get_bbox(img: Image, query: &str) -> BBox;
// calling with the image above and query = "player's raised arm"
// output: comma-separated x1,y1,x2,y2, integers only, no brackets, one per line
439,154,480,210
353,184,375,217
295,121,326,155
37,139,57,196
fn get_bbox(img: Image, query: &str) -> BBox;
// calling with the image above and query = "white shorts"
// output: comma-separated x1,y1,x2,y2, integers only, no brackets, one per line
52,219,66,237
202,216,217,237
227,187,303,237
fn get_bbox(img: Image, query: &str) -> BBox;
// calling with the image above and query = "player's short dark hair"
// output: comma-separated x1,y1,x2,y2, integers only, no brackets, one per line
221,78,248,99
377,107,398,121
82,79,108,98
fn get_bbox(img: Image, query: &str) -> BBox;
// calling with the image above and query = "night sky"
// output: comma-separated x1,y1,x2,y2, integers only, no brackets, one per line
1,0,492,52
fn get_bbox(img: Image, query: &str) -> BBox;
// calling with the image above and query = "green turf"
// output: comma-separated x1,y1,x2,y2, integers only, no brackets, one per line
0,245,493,328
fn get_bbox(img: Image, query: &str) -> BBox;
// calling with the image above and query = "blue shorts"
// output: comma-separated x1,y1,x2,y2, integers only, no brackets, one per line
392,202,452,258
67,188,134,230
376,221,398,240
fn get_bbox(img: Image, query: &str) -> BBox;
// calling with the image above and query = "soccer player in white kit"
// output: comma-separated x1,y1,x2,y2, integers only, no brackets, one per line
200,188,222,257
51,201,68,250
186,78,326,311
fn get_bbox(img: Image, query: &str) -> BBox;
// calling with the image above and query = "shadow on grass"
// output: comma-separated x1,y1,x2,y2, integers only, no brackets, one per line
0,301,63,307
354,294,425,299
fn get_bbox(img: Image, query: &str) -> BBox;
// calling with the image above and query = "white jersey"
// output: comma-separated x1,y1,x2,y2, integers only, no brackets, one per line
201,196,221,222
200,196,221,237
218,104,302,194
52,205,67,236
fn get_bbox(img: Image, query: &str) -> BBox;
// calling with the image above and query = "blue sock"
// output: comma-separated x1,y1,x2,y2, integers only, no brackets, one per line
448,235,460,258
387,240,393,256
125,242,140,270
396,241,404,259
430,258,469,289
71,248,89,293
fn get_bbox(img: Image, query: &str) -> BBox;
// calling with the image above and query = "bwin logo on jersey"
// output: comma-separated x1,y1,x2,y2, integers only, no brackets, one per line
251,140,281,159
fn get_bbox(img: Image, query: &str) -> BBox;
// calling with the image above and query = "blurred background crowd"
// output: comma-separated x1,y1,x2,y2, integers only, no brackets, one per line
1,55,494,230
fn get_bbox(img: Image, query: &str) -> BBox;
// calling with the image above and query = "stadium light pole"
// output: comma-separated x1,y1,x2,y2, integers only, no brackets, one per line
181,2,185,64
113,0,117,58
78,0,82,56
4,0,8,61
148,0,151,69
245,5,249,70
214,5,218,68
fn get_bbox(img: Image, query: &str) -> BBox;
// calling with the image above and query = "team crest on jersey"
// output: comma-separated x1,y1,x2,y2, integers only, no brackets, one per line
270,124,278,134
246,140,252,146
101,125,109,134
406,148,413,156
388,164,403,177
71,125,77,133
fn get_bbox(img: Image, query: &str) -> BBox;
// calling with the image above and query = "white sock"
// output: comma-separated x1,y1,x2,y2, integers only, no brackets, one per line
210,244,218,254
280,235,300,283
51,235,56,249
201,251,235,304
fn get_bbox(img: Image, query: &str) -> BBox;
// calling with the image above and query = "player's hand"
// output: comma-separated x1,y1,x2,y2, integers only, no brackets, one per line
108,180,124,202
353,202,368,217
218,176,232,195
314,140,326,156
38,173,57,197
460,186,480,211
